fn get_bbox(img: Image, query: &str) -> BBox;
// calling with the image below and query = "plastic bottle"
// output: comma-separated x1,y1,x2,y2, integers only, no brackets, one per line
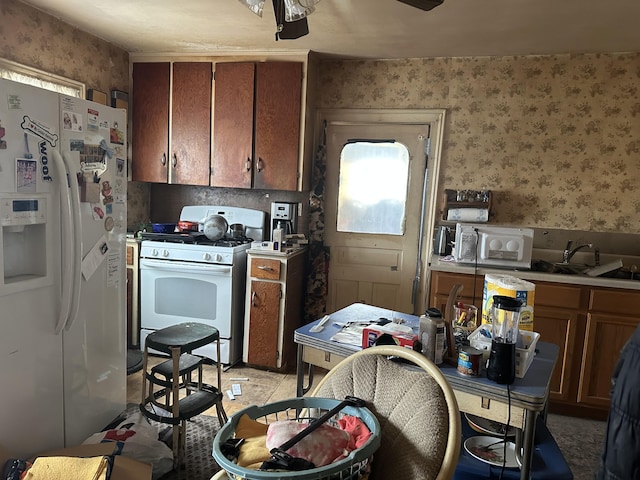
420,307,444,364
273,221,284,251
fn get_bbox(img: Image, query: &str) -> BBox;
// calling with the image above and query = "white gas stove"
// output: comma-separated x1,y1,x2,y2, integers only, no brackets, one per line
139,206,267,366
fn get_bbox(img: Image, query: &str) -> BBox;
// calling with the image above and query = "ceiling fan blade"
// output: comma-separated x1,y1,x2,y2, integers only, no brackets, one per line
397,0,444,11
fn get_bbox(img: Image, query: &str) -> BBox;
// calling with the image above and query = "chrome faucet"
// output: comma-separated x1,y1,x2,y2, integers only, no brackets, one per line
562,241,593,264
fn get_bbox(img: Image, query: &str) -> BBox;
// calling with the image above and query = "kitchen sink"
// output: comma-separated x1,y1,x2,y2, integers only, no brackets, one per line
530,259,640,281
530,259,591,275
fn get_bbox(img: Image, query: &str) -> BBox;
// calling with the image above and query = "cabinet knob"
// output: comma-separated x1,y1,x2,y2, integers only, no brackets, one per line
245,158,251,172
256,158,264,172
251,290,257,307
161,153,167,166
172,153,177,168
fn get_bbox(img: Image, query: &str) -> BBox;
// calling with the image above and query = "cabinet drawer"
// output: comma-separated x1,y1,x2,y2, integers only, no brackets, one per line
535,282,584,309
454,390,526,430
250,257,281,280
126,245,134,266
589,288,640,314
431,272,483,296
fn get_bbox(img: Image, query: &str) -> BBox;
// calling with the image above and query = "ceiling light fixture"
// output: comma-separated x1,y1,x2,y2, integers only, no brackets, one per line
238,0,321,40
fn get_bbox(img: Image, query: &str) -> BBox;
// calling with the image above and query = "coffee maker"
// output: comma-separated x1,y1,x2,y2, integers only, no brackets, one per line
270,202,298,240
486,295,524,385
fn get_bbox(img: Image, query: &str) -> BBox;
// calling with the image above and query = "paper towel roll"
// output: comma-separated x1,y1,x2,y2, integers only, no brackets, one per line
446,208,489,222
482,274,536,331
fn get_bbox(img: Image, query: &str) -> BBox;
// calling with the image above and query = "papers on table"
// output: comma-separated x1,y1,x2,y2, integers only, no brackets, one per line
330,320,414,347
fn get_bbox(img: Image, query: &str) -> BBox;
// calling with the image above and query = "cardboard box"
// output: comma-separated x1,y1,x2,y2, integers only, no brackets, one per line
362,326,419,349
0,442,152,480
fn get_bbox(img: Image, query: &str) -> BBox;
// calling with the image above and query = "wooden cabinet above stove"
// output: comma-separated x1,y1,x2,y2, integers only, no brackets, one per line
132,62,212,185
212,62,302,191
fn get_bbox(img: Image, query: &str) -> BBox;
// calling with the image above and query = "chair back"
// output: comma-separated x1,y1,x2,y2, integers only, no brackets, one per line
311,345,461,480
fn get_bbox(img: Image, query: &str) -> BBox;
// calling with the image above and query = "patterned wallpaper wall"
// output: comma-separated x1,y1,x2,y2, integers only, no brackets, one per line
316,54,640,234
0,0,149,229
4,0,639,234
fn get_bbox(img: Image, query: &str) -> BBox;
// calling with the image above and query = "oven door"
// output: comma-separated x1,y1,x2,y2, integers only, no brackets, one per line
140,258,233,337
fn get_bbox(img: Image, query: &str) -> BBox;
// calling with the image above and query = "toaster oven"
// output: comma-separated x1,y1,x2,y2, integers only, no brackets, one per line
453,223,534,269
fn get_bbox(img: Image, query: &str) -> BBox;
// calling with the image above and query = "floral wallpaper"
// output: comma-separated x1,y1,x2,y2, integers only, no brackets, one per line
315,53,640,234
0,0,150,230
5,0,639,236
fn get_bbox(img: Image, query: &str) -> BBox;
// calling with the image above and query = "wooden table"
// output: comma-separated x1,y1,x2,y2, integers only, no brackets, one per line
294,303,559,480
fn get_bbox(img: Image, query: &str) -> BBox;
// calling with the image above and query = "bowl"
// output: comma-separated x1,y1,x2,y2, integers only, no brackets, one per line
151,223,177,233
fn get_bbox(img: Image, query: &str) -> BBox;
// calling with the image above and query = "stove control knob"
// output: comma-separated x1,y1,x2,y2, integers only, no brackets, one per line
152,248,159,257
162,249,170,258
216,254,224,262
203,252,211,261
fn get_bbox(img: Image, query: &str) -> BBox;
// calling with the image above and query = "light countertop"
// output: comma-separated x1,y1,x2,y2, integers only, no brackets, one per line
430,253,640,291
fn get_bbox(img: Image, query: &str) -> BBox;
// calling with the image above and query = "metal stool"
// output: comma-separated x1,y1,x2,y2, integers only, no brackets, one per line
139,322,227,468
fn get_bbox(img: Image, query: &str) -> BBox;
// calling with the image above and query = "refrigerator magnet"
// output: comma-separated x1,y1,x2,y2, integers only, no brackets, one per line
104,216,115,232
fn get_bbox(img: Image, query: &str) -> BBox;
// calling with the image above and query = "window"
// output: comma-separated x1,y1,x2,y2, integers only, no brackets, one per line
0,58,84,98
336,140,410,235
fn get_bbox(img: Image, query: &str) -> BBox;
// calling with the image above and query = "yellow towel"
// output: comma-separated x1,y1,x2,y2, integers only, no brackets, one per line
24,455,109,480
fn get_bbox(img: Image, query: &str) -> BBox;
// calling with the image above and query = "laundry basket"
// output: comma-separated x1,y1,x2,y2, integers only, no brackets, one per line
212,397,381,480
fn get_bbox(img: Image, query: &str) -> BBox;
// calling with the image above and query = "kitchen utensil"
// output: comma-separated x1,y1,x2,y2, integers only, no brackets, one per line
464,436,519,468
177,221,199,232
201,214,228,241
151,223,177,233
229,223,245,238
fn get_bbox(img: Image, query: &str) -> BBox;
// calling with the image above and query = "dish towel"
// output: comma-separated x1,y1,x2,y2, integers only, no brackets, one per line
23,455,109,480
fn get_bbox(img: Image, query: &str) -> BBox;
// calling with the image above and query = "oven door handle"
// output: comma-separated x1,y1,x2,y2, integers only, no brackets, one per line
140,258,232,275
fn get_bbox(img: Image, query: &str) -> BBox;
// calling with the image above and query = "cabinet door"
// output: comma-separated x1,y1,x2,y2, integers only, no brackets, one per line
429,271,484,313
533,306,582,402
212,62,255,188
171,62,212,186
254,62,302,191
247,280,281,369
132,62,170,183
578,313,639,408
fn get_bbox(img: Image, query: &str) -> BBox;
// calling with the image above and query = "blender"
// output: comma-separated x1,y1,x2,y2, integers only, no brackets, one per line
486,295,524,384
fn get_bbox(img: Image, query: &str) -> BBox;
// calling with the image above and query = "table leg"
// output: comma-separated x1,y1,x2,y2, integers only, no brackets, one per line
296,344,314,396
515,409,537,480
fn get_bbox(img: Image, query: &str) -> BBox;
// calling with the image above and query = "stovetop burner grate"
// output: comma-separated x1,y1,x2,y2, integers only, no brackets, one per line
140,232,254,247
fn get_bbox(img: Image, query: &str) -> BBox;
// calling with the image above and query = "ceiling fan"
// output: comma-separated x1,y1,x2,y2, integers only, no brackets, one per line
238,0,444,40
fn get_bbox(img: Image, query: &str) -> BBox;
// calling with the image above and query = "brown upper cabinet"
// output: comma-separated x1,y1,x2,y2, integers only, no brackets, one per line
132,62,212,185
212,62,302,190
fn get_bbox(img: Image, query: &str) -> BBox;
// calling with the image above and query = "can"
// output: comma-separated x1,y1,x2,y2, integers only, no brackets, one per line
457,346,483,376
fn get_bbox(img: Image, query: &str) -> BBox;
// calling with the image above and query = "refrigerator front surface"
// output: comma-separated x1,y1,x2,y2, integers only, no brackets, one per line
58,95,127,448
0,79,127,458
0,79,65,457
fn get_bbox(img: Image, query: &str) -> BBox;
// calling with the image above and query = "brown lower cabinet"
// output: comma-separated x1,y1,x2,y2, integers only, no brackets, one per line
429,270,640,419
243,249,306,371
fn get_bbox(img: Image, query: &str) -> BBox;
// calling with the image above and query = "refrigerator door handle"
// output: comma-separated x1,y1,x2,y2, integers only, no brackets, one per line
53,150,74,334
61,151,83,332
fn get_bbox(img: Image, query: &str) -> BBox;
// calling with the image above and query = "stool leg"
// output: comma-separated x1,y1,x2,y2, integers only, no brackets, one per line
215,337,227,425
170,346,181,468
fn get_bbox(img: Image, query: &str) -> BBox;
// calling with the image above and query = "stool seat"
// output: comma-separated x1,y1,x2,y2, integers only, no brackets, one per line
145,322,219,354
140,322,227,470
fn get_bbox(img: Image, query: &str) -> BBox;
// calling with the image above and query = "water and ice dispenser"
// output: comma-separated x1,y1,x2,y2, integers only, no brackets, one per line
0,196,51,294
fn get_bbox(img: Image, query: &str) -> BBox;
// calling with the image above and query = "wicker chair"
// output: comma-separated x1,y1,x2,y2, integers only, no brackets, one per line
311,345,461,480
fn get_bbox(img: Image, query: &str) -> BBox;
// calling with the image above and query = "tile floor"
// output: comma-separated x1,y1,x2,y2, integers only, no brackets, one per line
128,355,604,479
127,355,326,418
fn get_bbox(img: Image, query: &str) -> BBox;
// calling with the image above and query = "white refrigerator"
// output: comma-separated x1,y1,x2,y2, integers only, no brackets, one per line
0,78,127,458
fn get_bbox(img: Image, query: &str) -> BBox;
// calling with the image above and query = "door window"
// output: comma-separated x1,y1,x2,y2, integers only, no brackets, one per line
337,141,410,235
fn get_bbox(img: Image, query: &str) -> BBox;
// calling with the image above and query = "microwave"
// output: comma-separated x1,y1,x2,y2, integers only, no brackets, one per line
453,223,534,269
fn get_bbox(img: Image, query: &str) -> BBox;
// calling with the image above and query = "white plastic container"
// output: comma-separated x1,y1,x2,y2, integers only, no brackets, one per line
468,324,540,378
